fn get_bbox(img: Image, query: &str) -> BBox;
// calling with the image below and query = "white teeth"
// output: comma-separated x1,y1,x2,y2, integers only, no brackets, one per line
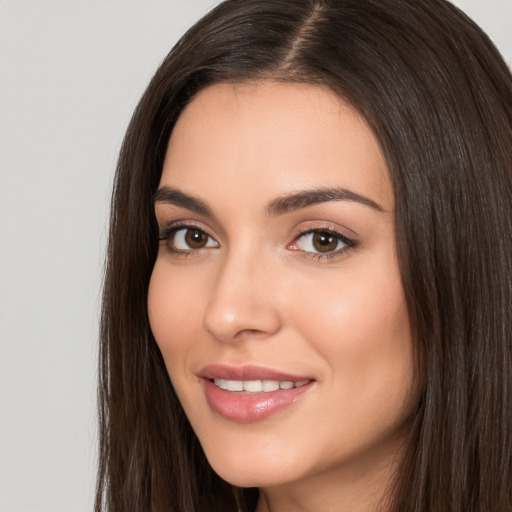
214,378,228,390
262,380,280,392
213,378,310,393
226,380,243,392
243,380,263,392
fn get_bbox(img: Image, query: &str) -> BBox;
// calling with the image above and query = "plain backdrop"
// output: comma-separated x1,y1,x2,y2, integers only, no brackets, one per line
0,1,510,511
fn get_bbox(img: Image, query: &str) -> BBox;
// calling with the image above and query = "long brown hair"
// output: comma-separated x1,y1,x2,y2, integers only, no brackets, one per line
96,1,512,510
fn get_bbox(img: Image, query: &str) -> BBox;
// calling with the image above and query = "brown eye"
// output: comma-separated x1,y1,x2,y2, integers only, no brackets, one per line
312,231,338,253
293,229,354,256
184,229,208,249
171,227,218,251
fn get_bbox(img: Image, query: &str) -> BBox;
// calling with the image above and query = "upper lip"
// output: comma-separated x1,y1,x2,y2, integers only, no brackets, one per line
199,364,314,382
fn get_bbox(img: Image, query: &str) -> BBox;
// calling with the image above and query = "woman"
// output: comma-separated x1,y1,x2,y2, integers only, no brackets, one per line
96,0,512,511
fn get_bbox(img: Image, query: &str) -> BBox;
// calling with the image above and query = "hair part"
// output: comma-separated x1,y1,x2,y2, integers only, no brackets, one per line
97,1,512,510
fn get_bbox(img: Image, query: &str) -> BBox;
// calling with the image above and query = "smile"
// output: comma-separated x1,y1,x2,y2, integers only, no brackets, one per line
200,365,315,422
212,378,311,393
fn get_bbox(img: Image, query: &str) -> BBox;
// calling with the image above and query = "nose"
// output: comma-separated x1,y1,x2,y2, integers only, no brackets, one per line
202,251,282,343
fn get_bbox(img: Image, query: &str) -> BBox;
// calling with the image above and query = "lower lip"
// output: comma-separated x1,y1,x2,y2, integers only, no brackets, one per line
203,379,314,422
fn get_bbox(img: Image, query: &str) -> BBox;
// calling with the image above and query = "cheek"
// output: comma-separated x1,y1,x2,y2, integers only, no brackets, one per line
289,262,410,349
288,263,413,411
147,261,204,373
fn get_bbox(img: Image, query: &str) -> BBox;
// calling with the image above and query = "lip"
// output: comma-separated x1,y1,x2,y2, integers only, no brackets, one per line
199,364,314,382
199,364,315,423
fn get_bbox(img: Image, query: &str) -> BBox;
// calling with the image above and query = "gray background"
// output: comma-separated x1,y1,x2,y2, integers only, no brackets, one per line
0,1,510,511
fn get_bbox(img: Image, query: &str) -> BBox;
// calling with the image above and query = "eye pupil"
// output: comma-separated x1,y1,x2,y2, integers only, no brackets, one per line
185,229,207,248
313,232,337,253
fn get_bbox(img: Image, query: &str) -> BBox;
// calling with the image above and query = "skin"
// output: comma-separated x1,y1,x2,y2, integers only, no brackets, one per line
148,81,416,512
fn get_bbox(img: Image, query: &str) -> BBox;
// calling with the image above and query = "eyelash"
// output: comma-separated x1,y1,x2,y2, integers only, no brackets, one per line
157,222,357,260
290,225,357,261
158,221,218,257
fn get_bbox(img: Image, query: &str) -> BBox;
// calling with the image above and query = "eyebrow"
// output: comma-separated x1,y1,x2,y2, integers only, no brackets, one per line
153,185,385,217
153,186,214,218
266,187,385,216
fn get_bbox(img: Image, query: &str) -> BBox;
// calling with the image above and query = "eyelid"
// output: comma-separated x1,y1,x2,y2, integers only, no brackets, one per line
156,219,357,260
158,219,215,240
157,220,220,256
287,223,358,260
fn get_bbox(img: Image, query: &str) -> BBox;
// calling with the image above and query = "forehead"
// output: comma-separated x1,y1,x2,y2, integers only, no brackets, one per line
161,81,393,212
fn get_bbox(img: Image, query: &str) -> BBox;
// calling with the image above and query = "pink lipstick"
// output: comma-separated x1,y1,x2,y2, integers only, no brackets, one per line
200,364,315,422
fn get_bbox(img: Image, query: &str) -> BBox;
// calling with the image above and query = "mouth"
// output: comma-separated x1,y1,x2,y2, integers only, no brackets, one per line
211,378,311,393
199,364,315,422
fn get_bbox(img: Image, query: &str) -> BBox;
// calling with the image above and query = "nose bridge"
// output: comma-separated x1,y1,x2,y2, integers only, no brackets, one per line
203,242,281,342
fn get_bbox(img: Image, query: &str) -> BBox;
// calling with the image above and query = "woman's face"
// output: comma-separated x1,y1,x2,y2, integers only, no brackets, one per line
148,82,415,498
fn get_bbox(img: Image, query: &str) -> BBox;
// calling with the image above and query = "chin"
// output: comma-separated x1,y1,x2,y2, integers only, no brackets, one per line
209,461,294,489
201,437,306,488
